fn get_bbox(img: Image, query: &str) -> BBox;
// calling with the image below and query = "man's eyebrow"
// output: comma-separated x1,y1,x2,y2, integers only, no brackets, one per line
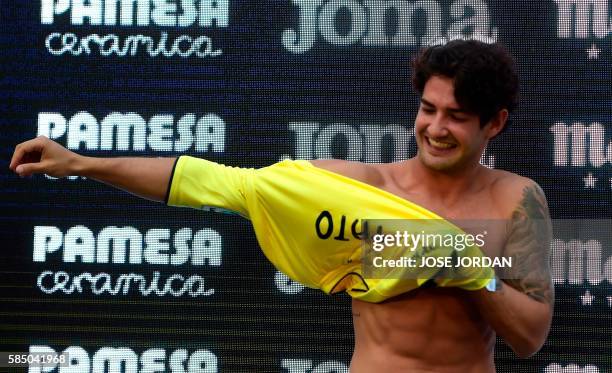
420,98,465,113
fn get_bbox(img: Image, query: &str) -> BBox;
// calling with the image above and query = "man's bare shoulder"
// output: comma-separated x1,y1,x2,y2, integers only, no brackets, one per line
488,169,548,218
309,159,385,187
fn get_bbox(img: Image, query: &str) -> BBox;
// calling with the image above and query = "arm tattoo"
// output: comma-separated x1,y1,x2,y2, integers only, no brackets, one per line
503,183,554,305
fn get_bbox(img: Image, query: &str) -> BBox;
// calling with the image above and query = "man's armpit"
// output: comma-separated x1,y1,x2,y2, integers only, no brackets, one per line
503,183,554,305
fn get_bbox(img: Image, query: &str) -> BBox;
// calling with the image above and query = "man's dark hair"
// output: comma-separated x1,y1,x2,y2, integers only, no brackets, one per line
412,40,519,127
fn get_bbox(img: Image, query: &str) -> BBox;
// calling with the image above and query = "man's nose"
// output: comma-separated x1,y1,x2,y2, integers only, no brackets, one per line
427,114,450,138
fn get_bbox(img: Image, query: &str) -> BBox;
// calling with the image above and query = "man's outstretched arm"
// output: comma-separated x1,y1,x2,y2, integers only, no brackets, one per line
9,135,176,202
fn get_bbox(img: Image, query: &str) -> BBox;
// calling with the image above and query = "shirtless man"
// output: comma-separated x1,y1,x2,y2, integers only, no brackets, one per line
10,40,553,372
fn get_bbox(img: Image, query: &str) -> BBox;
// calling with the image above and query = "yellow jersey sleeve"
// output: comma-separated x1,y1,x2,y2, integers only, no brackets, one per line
165,155,254,218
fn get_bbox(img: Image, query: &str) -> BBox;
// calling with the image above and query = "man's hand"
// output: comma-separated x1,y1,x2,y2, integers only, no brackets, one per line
9,136,177,203
10,136,80,178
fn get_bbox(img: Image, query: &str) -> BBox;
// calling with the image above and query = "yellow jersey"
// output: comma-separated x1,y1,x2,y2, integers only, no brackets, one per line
166,156,492,303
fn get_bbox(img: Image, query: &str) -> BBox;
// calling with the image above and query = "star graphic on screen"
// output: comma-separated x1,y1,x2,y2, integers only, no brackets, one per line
587,44,600,60
580,290,594,306
583,173,597,189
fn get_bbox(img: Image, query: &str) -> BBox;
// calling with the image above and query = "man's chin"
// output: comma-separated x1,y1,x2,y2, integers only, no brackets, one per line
425,162,456,172
418,153,460,172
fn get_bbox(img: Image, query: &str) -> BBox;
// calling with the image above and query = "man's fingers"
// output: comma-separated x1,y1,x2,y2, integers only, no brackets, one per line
10,137,46,171
15,162,43,177
9,146,30,171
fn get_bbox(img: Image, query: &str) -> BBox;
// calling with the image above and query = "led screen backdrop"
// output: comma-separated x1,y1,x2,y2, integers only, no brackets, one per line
1,1,611,372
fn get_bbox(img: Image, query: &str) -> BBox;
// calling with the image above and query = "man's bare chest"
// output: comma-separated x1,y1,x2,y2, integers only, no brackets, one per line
378,184,509,257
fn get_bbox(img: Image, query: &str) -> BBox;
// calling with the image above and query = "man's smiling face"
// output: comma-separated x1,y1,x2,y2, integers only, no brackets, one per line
415,75,492,173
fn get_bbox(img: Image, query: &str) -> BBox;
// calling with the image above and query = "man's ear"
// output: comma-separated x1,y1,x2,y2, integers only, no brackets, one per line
486,109,509,139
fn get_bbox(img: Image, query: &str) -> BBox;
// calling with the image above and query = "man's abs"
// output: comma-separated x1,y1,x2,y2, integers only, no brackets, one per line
350,287,496,373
